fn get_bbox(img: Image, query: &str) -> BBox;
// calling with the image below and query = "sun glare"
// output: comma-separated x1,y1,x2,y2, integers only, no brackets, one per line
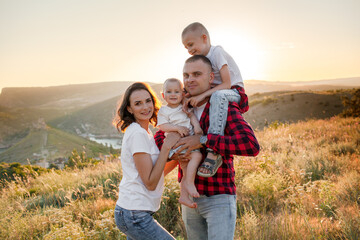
211,29,266,80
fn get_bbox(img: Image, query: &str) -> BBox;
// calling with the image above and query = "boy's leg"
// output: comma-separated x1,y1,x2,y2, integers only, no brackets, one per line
208,89,241,136
198,90,240,176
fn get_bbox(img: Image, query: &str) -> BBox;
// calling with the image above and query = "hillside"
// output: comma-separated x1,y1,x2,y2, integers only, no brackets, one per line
0,106,70,148
49,94,121,136
0,126,110,165
244,90,350,130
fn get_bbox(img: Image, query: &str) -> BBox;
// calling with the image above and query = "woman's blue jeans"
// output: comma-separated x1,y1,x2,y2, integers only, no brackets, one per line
114,205,175,240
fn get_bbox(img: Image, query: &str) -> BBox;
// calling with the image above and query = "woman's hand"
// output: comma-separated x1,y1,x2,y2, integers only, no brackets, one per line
163,132,181,151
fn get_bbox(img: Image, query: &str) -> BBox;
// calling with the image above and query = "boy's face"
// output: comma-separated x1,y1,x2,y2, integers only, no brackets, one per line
182,31,210,56
162,81,184,108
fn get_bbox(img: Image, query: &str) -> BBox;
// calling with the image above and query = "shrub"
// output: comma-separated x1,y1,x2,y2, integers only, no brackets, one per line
340,88,360,117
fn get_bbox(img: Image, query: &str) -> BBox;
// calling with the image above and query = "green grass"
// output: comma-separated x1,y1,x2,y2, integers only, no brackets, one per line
0,116,359,239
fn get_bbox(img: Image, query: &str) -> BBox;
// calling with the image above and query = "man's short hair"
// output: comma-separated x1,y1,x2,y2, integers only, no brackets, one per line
182,22,209,39
185,55,213,72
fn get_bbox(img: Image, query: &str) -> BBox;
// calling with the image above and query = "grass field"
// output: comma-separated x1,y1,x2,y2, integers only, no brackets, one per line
0,116,359,239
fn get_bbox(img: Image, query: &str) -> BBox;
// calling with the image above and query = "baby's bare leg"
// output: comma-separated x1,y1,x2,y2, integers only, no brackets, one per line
184,152,202,197
179,160,197,208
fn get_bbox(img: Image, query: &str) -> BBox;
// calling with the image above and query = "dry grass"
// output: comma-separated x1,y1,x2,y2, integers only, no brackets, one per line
0,116,359,239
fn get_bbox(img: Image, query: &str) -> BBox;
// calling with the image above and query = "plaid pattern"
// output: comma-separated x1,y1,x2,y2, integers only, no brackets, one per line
154,86,259,196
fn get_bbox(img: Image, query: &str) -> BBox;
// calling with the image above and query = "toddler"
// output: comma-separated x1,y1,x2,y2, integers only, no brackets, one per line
182,22,247,177
157,78,203,208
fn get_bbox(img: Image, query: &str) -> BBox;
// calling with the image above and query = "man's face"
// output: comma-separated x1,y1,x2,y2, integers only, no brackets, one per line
183,60,213,97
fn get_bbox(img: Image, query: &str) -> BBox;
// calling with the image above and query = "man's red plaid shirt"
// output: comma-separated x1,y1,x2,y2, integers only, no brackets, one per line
154,86,260,196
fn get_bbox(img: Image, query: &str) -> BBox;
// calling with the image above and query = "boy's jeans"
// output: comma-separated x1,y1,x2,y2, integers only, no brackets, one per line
114,205,175,240
208,89,241,136
182,194,237,240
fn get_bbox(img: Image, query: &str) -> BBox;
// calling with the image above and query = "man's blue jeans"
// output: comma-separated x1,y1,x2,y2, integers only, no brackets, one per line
114,205,175,240
182,194,237,240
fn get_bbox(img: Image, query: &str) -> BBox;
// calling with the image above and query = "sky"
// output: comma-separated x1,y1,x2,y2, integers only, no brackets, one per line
0,0,359,92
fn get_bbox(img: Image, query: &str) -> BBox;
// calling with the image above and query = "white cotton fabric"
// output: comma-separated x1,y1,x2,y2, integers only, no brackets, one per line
157,105,194,135
116,122,163,212
206,45,244,88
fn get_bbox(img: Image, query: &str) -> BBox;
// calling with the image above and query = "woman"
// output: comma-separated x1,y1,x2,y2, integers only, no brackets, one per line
114,82,179,240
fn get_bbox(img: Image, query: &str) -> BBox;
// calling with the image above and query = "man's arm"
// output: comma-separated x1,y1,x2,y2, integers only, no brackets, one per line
205,102,259,157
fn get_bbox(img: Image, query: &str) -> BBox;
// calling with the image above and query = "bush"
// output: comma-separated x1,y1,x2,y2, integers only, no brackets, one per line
340,88,360,117
0,162,49,186
65,149,102,169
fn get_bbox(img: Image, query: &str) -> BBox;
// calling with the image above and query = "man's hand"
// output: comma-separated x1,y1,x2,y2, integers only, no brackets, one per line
173,134,202,157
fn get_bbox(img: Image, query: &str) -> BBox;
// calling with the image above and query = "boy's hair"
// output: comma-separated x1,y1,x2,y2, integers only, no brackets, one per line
182,22,210,39
185,55,213,72
163,78,184,92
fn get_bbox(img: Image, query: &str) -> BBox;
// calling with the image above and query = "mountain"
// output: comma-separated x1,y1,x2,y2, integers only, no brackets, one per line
244,77,359,95
1,78,358,109
0,81,135,109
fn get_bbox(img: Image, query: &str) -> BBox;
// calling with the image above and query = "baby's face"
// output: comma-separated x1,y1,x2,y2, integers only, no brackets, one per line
182,31,209,56
163,81,183,107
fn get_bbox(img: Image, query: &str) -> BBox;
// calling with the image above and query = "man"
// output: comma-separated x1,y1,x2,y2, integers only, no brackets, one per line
155,55,259,240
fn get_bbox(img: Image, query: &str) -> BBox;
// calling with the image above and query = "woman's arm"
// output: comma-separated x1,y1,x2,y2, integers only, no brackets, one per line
133,133,180,190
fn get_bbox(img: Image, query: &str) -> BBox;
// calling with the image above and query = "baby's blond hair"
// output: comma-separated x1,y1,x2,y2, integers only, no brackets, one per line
163,78,183,92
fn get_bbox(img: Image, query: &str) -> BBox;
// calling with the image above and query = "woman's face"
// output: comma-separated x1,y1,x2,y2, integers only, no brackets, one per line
127,89,154,126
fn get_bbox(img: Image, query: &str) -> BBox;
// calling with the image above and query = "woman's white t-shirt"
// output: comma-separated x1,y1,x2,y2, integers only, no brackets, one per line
116,122,164,212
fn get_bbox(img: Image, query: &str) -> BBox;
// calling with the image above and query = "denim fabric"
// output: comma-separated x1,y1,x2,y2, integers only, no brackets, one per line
208,89,241,137
114,205,175,240
182,194,237,240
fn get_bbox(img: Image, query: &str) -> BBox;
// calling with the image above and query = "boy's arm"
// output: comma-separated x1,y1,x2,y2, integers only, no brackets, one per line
188,65,231,107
